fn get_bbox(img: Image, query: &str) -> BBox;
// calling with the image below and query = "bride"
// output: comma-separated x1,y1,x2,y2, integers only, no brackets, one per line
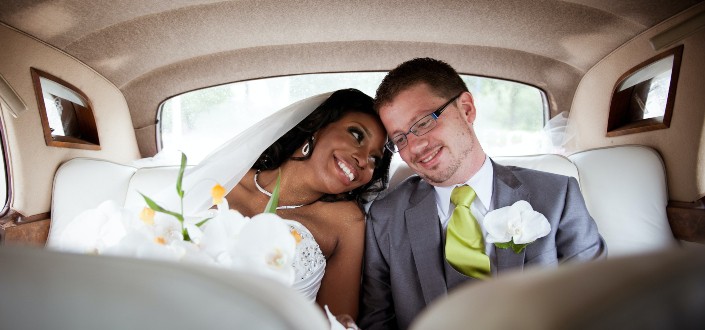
203,88,391,319
53,88,392,323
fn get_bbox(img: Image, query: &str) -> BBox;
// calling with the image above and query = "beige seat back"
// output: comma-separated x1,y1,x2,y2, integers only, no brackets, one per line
47,158,138,247
410,246,705,330
569,145,675,256
0,246,328,330
47,158,183,248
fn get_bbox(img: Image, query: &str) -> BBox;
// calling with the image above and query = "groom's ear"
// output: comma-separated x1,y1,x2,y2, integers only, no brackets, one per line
458,92,477,124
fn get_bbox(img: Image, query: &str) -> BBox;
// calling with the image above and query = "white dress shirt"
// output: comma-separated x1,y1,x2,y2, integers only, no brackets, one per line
435,155,494,254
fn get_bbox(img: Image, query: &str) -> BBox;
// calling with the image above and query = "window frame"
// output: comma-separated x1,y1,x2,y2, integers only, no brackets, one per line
30,68,100,150
606,45,683,137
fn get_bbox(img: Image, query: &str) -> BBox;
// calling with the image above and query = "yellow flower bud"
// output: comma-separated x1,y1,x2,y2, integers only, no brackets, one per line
211,184,226,205
290,228,303,244
140,207,155,225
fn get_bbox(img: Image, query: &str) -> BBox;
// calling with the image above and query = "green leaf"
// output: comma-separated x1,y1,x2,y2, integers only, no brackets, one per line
511,243,528,254
195,217,212,227
494,242,512,249
140,192,184,222
263,169,282,214
176,152,187,199
493,241,527,254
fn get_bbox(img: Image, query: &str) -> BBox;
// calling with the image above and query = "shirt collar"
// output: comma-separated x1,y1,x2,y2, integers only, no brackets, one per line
434,155,493,217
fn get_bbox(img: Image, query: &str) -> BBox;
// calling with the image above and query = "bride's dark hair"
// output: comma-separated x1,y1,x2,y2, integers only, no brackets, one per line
253,88,393,206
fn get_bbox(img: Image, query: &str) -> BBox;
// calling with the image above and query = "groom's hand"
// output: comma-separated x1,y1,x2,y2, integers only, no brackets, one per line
335,314,360,330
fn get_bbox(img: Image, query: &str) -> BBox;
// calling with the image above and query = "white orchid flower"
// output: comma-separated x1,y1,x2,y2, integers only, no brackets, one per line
198,206,248,265
104,209,195,262
55,200,132,254
484,200,551,252
229,212,296,286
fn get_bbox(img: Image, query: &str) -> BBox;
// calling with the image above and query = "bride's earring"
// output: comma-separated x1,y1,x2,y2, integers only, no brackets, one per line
301,136,315,157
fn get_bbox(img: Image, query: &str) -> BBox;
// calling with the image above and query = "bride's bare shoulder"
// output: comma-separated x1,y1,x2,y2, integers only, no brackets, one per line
313,200,365,225
227,169,265,216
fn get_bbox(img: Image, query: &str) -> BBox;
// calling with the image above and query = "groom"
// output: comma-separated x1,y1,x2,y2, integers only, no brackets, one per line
357,58,606,330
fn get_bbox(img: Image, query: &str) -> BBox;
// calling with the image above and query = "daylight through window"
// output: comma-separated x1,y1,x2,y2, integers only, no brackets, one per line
159,73,547,164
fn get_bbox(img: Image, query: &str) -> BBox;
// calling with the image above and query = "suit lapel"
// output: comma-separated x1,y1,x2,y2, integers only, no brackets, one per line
489,160,529,275
405,181,447,305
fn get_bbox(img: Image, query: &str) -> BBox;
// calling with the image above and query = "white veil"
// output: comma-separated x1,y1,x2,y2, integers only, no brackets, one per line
157,92,332,216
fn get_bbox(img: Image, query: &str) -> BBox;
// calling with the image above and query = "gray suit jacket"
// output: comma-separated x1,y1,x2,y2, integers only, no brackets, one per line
358,160,607,330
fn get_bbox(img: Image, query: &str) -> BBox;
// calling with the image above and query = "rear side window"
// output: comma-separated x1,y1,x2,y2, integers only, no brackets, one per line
0,74,19,215
159,73,547,164
0,108,8,213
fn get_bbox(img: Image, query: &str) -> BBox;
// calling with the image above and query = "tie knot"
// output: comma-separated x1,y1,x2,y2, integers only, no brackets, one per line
451,185,476,208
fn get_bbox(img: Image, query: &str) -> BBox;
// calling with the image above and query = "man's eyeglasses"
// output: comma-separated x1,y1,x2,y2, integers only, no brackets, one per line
385,92,463,153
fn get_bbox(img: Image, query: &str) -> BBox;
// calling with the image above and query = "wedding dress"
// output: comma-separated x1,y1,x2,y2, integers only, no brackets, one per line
286,220,326,300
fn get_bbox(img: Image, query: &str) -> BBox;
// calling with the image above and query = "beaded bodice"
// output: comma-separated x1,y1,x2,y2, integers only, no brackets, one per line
283,220,326,300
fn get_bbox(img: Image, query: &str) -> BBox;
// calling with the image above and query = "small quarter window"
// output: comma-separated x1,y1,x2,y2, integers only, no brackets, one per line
31,68,100,150
607,45,683,136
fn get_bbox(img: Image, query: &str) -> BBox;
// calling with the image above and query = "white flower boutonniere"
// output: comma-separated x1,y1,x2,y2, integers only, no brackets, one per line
484,200,551,253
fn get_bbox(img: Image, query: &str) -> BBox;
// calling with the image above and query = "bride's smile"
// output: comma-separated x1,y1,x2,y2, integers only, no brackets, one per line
311,111,387,194
336,157,357,183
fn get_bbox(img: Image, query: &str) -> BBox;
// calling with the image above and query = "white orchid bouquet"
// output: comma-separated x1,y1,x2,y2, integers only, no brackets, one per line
55,153,299,286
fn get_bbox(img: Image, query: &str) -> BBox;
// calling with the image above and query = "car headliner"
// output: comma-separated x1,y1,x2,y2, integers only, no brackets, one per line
1,0,703,146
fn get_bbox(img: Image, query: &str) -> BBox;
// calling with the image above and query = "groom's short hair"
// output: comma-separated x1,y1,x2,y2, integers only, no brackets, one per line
374,57,469,112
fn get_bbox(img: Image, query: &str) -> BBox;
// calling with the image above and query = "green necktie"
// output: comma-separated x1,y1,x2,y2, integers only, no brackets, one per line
445,185,490,279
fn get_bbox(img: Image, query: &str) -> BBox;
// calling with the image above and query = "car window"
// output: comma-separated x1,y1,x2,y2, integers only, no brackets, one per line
0,103,9,213
31,68,100,150
159,73,547,164
607,45,682,137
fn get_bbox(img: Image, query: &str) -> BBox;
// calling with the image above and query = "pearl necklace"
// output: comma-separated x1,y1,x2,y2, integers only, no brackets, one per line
253,171,312,210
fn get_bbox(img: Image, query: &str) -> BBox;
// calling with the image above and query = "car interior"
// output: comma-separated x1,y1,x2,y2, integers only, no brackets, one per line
1,1,704,329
